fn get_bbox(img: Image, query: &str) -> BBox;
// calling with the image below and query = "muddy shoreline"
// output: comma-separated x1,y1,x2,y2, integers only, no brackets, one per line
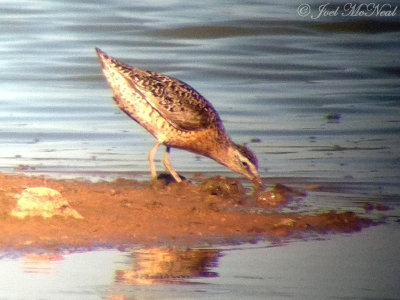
0,172,372,252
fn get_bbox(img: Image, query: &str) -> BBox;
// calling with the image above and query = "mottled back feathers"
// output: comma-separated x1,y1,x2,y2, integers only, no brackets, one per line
106,54,222,132
135,71,222,131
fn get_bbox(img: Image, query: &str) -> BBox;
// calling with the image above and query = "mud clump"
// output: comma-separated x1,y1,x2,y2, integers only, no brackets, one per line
257,184,306,207
199,176,246,205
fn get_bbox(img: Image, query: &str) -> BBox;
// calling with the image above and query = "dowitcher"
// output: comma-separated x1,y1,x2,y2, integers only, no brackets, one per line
95,48,262,188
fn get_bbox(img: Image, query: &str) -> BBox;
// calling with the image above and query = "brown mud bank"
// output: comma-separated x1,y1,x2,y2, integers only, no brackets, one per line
0,172,372,251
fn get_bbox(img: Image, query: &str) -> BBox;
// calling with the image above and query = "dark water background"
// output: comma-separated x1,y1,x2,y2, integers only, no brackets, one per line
0,0,399,299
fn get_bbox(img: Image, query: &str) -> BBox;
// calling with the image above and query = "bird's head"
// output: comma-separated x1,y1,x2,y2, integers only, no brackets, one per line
221,142,263,190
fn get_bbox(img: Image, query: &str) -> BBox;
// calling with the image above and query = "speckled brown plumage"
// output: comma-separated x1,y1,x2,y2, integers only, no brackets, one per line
96,48,262,187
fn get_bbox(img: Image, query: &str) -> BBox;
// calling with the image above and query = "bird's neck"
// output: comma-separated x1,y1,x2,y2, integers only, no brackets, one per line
207,138,236,168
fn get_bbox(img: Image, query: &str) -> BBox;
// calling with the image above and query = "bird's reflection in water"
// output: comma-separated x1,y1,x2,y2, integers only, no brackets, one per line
116,248,220,285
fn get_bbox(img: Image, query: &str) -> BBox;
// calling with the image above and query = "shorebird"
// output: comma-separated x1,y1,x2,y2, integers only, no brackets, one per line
95,48,262,188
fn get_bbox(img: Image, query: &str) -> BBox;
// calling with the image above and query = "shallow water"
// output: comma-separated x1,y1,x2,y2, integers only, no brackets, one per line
0,225,399,299
0,0,399,299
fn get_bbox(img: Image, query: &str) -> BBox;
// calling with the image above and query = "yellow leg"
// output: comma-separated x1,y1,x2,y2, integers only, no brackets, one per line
148,141,161,180
163,147,182,183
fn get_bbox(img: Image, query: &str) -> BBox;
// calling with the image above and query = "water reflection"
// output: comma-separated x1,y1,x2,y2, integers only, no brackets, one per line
22,253,63,274
116,248,220,285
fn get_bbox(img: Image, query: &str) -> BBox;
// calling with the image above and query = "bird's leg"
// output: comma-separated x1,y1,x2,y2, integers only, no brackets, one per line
148,141,161,180
163,146,182,183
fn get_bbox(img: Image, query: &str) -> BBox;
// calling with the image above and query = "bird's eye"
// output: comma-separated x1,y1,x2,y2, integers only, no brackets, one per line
241,161,249,168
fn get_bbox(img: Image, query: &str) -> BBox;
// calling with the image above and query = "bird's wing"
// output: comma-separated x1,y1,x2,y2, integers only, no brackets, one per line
128,69,221,131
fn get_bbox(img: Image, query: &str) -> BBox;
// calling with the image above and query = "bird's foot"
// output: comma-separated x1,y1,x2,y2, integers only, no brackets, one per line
156,173,187,186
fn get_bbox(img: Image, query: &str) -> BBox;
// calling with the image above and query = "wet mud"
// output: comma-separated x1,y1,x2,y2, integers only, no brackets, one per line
0,172,372,251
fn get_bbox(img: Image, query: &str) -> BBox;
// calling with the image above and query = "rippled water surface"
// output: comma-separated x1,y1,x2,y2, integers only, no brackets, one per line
0,0,399,299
